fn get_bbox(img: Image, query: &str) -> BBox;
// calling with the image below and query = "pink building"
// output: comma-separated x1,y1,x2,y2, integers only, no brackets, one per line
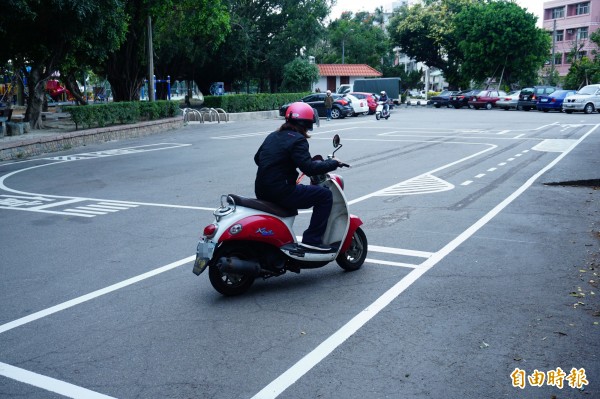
543,0,600,75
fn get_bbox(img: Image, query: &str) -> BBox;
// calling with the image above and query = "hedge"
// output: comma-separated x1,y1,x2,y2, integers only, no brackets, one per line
65,100,180,130
201,92,310,113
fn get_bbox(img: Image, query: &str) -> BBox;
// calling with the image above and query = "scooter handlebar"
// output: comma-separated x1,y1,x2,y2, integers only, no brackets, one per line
338,162,350,168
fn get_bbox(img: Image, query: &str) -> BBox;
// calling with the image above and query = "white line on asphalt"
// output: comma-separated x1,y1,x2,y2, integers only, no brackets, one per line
0,256,195,335
365,259,420,268
250,123,599,399
0,362,116,399
475,173,486,178
461,181,473,186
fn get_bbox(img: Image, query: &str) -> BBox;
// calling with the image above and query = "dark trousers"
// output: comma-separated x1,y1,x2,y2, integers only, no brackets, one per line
283,184,333,245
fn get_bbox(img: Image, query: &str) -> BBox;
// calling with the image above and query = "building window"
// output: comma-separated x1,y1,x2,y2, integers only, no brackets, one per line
576,2,590,15
578,27,588,40
551,7,565,19
555,30,564,42
554,53,563,65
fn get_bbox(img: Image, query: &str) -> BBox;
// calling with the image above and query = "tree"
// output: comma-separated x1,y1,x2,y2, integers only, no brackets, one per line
0,0,127,128
103,0,229,102
563,30,600,90
281,58,320,92
454,0,550,87
197,0,332,94
387,0,472,89
313,11,388,67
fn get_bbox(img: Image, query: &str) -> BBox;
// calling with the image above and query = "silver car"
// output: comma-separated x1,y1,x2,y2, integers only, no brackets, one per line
496,90,521,110
562,84,600,114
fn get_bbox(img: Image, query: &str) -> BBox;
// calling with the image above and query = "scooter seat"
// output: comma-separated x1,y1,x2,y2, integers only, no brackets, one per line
228,194,298,217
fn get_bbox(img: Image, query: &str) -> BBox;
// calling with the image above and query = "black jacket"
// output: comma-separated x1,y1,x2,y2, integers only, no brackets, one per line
254,129,339,202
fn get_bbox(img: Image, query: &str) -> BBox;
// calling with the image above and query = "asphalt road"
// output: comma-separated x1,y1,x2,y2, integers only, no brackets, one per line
0,106,598,398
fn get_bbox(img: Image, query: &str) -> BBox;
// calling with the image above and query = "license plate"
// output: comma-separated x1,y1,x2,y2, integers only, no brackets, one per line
193,239,215,275
540,99,548,102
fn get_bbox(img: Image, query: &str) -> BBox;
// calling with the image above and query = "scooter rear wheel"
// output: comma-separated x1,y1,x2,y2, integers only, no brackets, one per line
336,227,367,271
208,245,256,296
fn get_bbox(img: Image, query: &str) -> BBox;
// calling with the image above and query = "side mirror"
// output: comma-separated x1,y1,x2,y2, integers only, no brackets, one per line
333,134,340,148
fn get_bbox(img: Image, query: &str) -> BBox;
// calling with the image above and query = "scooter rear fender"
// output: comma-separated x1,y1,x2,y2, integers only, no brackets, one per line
218,215,295,247
341,215,363,252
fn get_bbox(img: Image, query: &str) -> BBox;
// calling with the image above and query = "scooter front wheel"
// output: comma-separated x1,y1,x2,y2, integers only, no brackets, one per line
336,227,367,271
208,245,256,296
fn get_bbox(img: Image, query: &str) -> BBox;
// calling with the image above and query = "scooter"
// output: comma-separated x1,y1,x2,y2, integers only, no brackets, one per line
192,134,367,296
375,101,390,120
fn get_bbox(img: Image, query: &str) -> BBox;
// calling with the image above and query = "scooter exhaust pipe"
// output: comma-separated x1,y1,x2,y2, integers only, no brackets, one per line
217,257,261,277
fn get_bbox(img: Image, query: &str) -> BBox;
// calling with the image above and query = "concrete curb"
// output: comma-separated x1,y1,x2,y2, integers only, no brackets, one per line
0,117,184,161
227,110,280,121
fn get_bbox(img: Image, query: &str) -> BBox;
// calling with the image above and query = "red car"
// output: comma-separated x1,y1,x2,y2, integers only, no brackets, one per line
350,92,378,114
468,89,507,110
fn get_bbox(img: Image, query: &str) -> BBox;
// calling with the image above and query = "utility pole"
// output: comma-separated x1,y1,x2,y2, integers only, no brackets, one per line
551,19,556,83
147,16,154,102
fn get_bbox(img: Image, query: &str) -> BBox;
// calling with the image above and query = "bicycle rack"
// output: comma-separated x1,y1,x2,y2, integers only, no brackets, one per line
183,107,229,124
183,108,203,124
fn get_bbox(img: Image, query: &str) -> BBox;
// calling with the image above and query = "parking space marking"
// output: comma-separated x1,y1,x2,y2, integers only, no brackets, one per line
251,123,599,399
0,362,116,399
0,256,196,335
2,124,594,398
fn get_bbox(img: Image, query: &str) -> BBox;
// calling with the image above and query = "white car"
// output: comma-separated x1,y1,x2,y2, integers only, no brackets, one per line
496,90,521,110
562,84,600,114
344,93,370,116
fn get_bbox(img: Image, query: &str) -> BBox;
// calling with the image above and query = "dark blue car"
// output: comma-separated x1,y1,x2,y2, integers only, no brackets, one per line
536,90,577,112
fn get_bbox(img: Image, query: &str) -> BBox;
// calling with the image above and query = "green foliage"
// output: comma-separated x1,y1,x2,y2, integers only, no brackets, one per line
281,59,320,92
318,11,389,65
202,93,310,113
388,0,550,89
197,0,330,93
454,1,550,86
65,101,181,130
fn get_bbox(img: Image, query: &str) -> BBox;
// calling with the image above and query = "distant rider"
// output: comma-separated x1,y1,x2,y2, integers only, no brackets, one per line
379,91,389,114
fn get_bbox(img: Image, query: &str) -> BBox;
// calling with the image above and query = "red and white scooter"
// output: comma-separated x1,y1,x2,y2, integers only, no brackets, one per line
193,134,367,296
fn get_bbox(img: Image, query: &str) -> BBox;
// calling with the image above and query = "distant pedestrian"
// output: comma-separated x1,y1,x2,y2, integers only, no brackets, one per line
324,90,333,120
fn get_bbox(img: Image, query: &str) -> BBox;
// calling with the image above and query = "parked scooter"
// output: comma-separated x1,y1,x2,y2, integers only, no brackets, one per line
193,134,367,296
375,101,390,120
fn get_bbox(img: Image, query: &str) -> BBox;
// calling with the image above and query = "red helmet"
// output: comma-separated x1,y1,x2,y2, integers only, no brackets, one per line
285,102,318,131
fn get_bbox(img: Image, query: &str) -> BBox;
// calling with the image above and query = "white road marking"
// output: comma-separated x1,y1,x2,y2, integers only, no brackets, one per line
0,256,196,335
461,181,473,186
250,123,599,399
475,173,485,178
0,362,116,399
487,167,497,172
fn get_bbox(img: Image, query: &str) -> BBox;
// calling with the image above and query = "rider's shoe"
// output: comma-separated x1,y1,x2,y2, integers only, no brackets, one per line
299,242,334,252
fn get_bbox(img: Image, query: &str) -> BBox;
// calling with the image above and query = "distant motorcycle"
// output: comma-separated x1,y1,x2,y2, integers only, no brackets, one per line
375,101,390,120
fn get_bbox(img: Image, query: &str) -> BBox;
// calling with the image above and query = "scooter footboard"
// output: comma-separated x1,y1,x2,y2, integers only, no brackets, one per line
341,215,363,252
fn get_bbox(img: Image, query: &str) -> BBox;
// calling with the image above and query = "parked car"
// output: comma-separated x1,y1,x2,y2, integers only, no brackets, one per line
468,89,507,110
350,92,378,114
563,84,600,114
496,90,521,110
517,86,557,111
449,89,481,109
279,93,353,119
428,90,458,108
343,93,370,116
536,90,577,112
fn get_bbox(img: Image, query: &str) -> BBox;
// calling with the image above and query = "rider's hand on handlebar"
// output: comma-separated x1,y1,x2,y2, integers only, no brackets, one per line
334,158,350,168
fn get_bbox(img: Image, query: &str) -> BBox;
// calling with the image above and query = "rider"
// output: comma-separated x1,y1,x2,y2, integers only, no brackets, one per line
254,102,343,251
379,91,390,114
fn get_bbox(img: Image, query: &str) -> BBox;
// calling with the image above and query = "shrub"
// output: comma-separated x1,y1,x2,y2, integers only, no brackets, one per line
65,100,180,130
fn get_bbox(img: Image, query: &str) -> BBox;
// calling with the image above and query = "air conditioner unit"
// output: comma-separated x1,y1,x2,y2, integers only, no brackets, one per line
567,29,574,34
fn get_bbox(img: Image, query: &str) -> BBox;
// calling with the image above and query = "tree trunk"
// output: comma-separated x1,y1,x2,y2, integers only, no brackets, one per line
64,74,88,105
24,67,48,130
